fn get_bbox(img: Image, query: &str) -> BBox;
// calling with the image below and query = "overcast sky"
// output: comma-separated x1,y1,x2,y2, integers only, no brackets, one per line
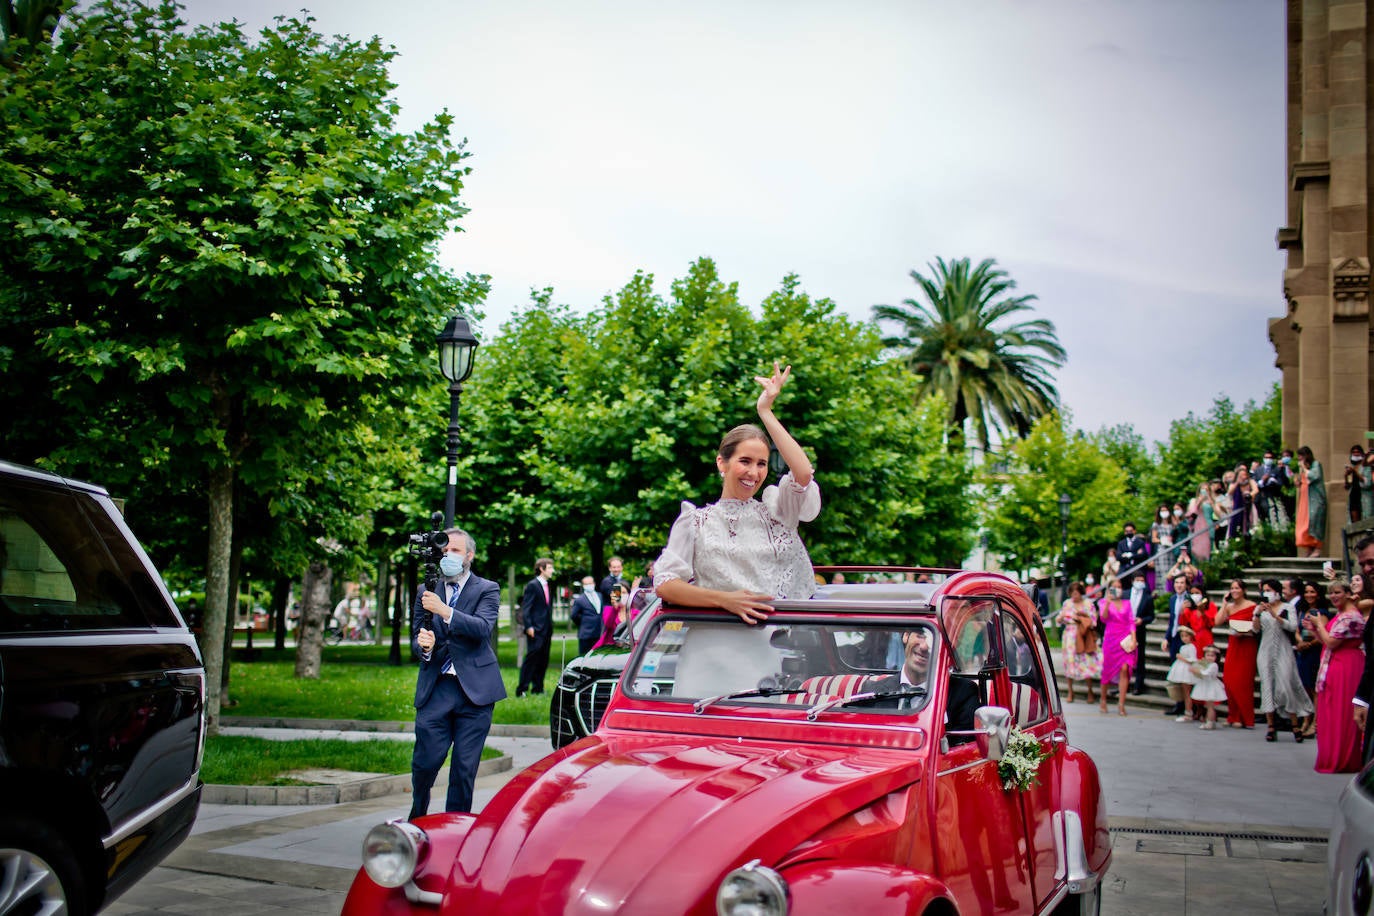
181,0,1287,444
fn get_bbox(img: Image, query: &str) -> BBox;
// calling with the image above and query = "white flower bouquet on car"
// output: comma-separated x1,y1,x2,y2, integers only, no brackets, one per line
998,727,1049,792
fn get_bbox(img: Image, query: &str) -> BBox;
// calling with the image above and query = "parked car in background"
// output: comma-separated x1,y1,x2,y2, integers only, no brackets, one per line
549,594,658,748
1328,755,1374,916
345,569,1109,915
0,460,206,916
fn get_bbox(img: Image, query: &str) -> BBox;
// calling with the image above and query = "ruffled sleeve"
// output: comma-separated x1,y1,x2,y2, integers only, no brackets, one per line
761,471,820,528
653,501,699,589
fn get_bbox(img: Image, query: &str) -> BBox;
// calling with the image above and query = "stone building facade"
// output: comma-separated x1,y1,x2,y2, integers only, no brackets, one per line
1270,0,1372,545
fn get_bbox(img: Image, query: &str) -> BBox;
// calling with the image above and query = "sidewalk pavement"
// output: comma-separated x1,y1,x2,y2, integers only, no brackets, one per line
105,705,1346,915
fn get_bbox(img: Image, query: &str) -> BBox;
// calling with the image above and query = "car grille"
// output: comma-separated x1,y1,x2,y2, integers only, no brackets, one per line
575,679,615,733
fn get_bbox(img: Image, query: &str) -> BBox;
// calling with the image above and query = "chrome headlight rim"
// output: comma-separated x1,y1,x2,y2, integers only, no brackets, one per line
361,820,429,889
716,858,789,916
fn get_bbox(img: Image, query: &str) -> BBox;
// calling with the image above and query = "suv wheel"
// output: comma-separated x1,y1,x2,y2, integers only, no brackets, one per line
0,817,86,916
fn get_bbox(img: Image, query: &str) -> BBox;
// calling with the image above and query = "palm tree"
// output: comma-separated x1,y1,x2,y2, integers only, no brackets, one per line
873,257,1065,452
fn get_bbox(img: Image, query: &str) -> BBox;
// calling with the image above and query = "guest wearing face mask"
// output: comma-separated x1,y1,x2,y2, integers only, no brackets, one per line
1126,573,1155,695
1214,475,1235,544
1255,577,1314,742
1252,451,1287,529
1186,483,1216,563
1098,577,1137,716
1344,445,1373,523
1149,505,1176,595
568,575,604,656
1228,466,1259,540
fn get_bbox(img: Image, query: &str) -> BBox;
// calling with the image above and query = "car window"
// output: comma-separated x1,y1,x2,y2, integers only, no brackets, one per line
625,617,938,714
1000,610,1049,725
0,478,170,632
940,597,1001,674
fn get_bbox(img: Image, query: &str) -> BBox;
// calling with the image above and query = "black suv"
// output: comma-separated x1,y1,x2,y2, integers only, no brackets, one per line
0,461,205,915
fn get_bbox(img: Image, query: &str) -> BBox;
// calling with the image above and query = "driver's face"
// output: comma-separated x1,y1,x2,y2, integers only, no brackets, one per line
902,629,932,683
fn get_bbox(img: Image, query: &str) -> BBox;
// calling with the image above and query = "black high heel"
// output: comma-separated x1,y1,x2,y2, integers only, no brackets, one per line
1265,726,1277,742
1294,724,1304,743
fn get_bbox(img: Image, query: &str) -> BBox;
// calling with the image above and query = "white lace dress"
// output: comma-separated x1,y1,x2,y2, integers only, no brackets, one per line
654,472,821,599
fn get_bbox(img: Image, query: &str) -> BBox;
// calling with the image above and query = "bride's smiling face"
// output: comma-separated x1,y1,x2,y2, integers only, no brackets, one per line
717,437,769,499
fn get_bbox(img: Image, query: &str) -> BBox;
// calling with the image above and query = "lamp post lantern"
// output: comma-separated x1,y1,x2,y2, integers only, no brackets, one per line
437,315,480,528
1058,494,1072,606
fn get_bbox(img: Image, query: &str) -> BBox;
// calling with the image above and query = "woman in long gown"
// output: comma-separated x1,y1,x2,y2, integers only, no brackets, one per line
1056,582,1100,703
1312,578,1368,773
1186,483,1214,563
1215,579,1259,728
1149,505,1175,593
655,362,819,620
1294,580,1327,737
1296,446,1327,558
1254,578,1314,741
1098,578,1137,717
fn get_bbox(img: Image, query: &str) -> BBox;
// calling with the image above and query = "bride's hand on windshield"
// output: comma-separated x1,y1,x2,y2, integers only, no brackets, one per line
719,590,774,625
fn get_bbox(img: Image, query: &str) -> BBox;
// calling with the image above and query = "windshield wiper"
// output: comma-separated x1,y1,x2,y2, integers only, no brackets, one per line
693,686,809,714
805,685,927,721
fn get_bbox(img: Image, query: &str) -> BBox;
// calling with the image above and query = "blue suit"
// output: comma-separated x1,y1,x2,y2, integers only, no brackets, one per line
409,574,506,819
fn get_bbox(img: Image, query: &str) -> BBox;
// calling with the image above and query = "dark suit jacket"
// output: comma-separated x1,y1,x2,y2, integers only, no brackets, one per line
1358,617,1374,762
1164,593,1187,657
412,575,506,708
520,577,553,642
598,574,625,609
1116,535,1148,573
568,592,602,641
869,672,982,744
1130,589,1156,626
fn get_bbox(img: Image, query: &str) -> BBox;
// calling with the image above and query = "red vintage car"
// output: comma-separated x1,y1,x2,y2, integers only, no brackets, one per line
343,569,1110,915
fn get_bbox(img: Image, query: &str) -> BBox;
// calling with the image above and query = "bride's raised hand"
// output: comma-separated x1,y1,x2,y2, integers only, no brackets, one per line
754,361,791,412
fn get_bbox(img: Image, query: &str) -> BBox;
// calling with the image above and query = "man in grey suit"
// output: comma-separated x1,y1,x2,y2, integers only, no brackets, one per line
409,527,506,820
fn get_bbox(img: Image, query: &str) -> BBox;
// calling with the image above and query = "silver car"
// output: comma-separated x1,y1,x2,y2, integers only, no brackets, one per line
1328,756,1374,916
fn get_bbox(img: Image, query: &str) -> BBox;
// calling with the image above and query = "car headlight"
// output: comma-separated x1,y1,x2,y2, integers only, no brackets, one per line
716,858,789,916
362,820,429,888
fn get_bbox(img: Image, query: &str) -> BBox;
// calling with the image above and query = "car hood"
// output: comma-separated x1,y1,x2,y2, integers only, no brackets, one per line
447,733,922,913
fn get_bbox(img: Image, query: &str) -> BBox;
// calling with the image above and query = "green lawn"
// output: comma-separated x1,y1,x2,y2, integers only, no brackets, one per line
221,637,561,725
203,735,498,785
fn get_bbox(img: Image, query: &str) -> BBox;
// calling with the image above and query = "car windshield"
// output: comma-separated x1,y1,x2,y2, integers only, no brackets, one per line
624,616,938,714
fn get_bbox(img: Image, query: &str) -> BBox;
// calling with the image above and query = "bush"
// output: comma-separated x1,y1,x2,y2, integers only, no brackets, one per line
1197,523,1294,587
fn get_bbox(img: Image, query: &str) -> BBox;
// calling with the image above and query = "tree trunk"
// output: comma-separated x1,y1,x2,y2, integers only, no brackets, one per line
201,464,234,736
374,557,387,645
222,524,244,692
295,561,331,679
388,558,404,665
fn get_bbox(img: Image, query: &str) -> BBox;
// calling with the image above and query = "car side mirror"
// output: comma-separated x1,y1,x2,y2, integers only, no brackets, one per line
974,706,1012,760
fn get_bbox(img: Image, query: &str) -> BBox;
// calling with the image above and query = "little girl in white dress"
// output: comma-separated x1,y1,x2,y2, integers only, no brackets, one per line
1165,627,1198,722
1190,644,1226,730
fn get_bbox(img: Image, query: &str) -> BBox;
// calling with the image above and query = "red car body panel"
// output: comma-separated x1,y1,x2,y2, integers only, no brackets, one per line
343,570,1110,916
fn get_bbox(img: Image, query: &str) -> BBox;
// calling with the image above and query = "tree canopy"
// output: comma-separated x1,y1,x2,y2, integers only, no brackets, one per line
0,0,480,728
873,257,1065,452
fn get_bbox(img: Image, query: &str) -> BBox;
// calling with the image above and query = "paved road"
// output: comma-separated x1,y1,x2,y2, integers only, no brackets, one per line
104,706,1348,915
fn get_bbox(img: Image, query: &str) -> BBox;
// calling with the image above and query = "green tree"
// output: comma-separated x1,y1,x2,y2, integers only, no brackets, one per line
1139,386,1282,509
873,257,1065,451
456,261,978,575
0,0,479,730
980,411,1131,580
0,0,65,66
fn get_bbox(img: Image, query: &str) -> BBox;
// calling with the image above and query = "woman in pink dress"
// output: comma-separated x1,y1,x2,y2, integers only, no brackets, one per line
1098,578,1137,717
1215,579,1259,728
1312,578,1368,773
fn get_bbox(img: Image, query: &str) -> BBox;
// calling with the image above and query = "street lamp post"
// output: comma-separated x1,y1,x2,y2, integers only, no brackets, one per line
437,315,480,528
1058,494,1073,606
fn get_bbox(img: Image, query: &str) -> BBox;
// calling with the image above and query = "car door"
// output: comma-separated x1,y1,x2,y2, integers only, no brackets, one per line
931,597,1036,913
999,607,1067,911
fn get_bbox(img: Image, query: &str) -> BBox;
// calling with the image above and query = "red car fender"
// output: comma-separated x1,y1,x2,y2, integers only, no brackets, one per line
782,861,957,916
1057,746,1112,879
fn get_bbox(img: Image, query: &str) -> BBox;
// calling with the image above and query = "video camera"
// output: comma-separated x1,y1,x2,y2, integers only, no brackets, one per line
407,511,448,629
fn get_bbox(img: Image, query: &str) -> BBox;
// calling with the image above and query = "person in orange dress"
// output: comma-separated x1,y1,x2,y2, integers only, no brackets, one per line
1215,578,1259,728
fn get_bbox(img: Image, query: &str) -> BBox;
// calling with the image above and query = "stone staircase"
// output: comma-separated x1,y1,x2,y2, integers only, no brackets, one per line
1060,552,1341,714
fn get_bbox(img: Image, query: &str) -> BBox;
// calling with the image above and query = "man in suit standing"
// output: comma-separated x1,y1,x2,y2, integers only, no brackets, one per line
1116,523,1147,575
409,528,505,820
1352,535,1374,764
516,558,555,697
1160,574,1189,716
569,575,603,656
1126,573,1155,695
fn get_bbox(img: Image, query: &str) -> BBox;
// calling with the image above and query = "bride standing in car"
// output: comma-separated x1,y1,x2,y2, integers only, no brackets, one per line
654,362,820,623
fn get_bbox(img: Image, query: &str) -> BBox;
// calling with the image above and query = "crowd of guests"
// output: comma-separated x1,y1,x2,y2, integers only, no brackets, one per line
1057,534,1374,773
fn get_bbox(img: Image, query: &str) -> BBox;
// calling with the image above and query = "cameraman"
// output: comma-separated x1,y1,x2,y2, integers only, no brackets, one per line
408,528,505,820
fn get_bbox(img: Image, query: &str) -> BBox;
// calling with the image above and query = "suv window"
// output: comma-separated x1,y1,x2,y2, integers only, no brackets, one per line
0,478,174,632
